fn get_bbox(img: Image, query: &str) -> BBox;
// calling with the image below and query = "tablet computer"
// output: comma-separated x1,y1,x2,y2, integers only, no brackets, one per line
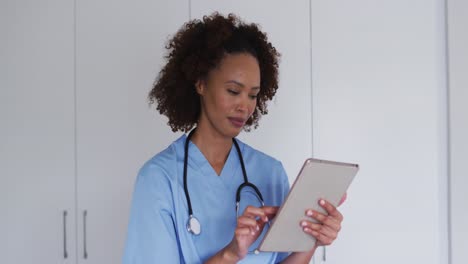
258,158,359,252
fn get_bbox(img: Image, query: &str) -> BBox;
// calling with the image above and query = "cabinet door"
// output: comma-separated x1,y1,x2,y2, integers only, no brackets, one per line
0,0,76,263
75,1,187,263
310,0,447,264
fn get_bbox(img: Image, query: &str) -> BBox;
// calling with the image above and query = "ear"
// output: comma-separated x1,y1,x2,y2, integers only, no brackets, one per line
195,79,205,95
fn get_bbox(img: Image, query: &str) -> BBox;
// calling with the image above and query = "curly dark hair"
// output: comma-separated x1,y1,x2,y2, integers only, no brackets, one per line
149,12,280,132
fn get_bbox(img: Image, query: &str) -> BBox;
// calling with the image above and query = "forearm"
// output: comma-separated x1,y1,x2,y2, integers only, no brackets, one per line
280,245,318,264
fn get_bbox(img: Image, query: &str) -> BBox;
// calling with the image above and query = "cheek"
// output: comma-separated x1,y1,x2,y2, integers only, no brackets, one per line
200,86,230,118
209,93,232,112
249,100,257,113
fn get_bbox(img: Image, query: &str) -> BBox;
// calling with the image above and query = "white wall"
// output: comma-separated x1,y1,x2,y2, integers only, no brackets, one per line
447,1,468,264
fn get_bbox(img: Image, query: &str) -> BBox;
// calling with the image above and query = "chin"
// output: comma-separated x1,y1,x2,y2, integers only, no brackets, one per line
225,126,243,138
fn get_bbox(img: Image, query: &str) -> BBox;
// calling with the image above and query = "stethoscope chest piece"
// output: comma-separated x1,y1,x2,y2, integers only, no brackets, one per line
187,215,201,235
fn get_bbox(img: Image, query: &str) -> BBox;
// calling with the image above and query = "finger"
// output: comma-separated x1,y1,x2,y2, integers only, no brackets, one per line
235,226,255,236
318,199,343,221
305,210,341,231
300,221,337,245
243,206,266,218
261,206,279,221
239,216,268,236
243,206,271,222
237,216,260,233
303,228,334,246
300,220,338,240
261,206,279,214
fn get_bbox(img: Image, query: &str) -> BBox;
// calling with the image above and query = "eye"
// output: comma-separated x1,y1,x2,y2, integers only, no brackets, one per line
249,94,258,100
228,89,239,95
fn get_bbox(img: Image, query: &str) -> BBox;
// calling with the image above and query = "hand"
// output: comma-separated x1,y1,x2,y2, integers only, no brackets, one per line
300,198,344,246
224,206,278,261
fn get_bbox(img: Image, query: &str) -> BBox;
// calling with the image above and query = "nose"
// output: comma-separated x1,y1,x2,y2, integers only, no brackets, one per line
236,94,251,114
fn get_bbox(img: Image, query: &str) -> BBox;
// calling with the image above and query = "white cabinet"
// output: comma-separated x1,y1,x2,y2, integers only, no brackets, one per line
310,0,448,263
2,1,187,263
1,0,76,263
74,0,187,263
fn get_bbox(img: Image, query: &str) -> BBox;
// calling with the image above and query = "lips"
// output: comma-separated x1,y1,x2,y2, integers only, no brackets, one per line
228,117,246,128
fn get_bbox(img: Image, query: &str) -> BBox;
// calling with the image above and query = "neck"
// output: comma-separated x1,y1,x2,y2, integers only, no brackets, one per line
190,125,233,176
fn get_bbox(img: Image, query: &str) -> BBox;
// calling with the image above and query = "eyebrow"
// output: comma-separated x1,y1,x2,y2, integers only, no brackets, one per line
225,80,260,90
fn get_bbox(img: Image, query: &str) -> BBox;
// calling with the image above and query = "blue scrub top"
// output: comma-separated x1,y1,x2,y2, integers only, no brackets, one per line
123,135,290,263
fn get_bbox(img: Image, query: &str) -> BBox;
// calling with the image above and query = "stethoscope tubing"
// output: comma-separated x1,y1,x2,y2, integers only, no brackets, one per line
183,128,265,235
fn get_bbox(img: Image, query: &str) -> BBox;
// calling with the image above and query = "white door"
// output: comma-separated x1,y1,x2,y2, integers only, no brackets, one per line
74,1,187,263
310,0,448,263
0,0,76,263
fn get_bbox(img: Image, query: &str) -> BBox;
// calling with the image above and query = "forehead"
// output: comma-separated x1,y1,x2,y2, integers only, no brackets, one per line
208,53,260,85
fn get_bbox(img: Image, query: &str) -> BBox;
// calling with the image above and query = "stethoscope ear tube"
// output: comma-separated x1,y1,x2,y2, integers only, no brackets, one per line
235,182,264,206
183,130,196,217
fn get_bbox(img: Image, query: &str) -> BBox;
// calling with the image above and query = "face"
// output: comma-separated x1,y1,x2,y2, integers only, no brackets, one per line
196,53,260,139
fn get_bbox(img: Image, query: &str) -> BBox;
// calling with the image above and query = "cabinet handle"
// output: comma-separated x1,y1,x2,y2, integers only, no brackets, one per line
83,210,88,259
322,246,326,261
63,210,68,259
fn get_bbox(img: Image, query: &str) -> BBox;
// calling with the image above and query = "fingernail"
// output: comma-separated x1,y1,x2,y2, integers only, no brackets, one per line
301,221,307,227
264,216,269,222
307,210,313,216
320,199,325,206
257,225,260,231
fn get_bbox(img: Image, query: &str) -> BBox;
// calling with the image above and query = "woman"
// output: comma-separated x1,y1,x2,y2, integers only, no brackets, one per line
123,13,344,263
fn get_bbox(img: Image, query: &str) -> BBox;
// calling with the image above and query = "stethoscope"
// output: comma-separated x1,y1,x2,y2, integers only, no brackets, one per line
184,129,265,236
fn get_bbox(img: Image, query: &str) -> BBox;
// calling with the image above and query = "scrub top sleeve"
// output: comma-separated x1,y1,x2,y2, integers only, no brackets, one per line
122,167,182,264
277,161,290,202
